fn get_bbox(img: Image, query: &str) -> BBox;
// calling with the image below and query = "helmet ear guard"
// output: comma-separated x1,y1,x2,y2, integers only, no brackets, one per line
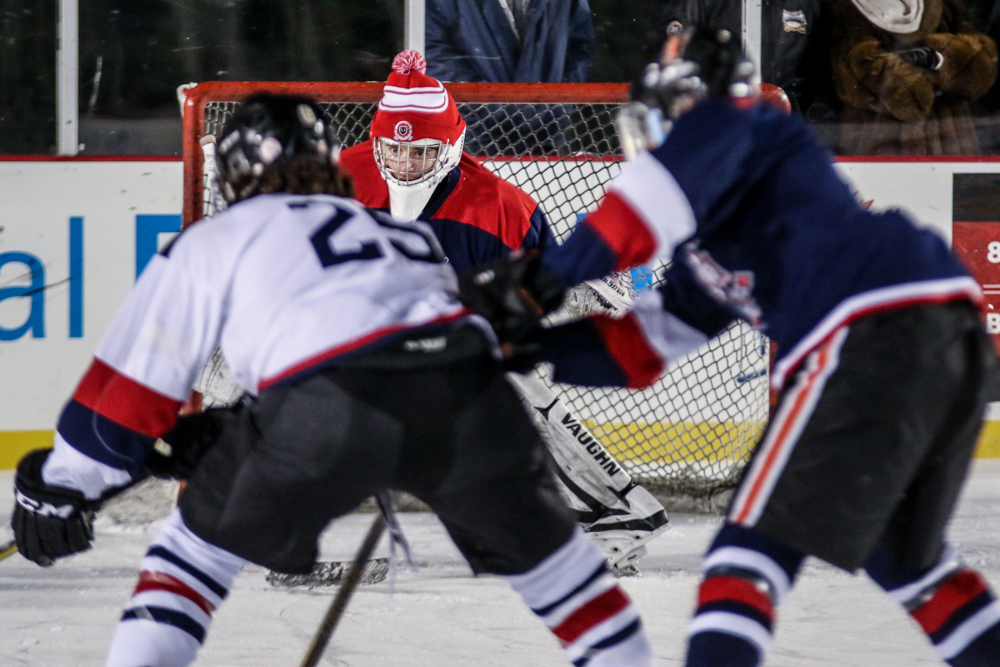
216,93,338,204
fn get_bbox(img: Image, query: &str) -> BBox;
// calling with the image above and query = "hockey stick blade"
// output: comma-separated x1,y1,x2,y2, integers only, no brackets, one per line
299,513,386,667
0,539,17,562
266,557,389,588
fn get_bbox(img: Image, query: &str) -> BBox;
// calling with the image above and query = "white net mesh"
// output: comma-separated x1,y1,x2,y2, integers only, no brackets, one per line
193,89,770,502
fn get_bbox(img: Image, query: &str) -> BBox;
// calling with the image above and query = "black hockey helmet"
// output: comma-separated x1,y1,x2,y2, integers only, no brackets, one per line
216,93,339,203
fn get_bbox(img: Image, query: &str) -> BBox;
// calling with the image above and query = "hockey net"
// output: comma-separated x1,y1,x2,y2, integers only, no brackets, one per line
181,82,770,508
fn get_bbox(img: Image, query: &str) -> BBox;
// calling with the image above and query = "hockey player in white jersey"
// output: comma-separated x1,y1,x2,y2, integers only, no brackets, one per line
10,94,653,667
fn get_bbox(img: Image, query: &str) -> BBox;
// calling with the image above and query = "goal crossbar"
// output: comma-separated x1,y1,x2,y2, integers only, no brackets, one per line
182,81,629,226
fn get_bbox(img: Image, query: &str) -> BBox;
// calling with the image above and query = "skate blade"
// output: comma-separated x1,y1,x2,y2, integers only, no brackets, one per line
611,562,642,578
266,557,390,588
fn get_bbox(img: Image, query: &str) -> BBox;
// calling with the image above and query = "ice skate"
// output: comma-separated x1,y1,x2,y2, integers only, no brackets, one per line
585,485,670,575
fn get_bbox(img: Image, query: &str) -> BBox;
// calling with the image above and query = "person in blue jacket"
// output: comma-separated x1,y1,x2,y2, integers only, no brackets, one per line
425,0,596,156
426,0,595,84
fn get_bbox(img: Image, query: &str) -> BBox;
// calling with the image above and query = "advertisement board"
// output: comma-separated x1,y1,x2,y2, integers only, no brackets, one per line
0,160,181,466
0,157,997,467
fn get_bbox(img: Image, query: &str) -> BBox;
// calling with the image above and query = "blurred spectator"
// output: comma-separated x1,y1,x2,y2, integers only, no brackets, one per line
657,0,833,117
829,0,997,154
425,0,595,156
425,0,595,83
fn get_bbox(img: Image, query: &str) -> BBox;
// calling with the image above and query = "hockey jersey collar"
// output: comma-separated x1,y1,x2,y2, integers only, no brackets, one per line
418,164,462,220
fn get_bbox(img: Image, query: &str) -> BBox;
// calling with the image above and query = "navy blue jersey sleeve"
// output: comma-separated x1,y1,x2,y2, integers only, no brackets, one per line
536,313,665,388
521,204,557,253
659,256,739,338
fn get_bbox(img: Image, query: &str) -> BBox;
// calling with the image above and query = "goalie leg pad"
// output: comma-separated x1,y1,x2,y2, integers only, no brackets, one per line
586,485,670,572
510,372,633,507
510,373,669,570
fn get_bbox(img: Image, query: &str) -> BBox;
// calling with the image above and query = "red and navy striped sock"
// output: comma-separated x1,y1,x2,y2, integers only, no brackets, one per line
505,529,652,667
105,509,246,667
686,523,804,667
866,546,1000,666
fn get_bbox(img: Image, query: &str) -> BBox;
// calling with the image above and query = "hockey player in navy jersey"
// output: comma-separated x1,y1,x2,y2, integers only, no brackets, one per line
9,94,654,667
462,30,1000,667
340,50,669,572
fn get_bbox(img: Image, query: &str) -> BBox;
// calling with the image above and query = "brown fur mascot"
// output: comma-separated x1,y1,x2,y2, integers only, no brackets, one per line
829,0,998,154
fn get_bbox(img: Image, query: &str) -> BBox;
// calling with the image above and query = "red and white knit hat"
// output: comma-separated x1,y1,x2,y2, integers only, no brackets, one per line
370,51,466,144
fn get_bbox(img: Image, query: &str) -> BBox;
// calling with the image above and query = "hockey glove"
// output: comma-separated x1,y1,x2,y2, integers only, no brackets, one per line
459,250,565,345
499,329,546,375
617,27,755,159
12,449,97,567
146,405,237,480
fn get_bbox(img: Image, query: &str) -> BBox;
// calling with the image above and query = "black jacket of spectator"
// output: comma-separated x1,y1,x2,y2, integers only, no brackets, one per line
659,0,832,117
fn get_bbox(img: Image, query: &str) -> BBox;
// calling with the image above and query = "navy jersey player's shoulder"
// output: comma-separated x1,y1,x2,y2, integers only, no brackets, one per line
433,152,543,251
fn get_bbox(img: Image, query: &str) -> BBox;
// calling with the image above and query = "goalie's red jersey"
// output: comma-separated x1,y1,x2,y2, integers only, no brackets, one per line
340,140,554,277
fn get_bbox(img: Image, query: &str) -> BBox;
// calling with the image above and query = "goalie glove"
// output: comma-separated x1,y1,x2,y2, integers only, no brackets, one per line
459,249,565,346
583,272,637,318
617,27,755,159
12,449,99,567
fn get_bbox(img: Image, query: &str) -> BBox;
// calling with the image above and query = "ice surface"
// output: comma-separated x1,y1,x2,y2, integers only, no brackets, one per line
0,461,997,666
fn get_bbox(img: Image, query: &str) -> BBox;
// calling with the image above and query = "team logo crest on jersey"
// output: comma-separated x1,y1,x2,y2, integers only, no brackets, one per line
394,120,414,141
683,244,763,328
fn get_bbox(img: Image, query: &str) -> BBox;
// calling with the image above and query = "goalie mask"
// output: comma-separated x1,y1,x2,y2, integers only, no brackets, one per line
370,50,466,222
216,93,340,204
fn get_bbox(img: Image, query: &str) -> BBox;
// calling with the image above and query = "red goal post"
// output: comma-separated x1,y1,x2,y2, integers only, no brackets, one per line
180,81,770,508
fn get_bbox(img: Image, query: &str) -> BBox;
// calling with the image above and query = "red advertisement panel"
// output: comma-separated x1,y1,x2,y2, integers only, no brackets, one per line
953,174,1000,353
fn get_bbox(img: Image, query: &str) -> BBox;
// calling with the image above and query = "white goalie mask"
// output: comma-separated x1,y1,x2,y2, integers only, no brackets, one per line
373,131,465,222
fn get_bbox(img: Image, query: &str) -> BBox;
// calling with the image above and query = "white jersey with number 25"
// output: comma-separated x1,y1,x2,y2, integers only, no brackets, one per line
99,193,466,401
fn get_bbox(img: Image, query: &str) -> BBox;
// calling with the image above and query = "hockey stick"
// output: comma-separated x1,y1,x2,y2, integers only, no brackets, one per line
298,513,386,667
0,539,17,562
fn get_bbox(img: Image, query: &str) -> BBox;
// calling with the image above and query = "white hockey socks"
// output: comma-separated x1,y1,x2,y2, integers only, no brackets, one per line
105,509,246,667
504,529,653,667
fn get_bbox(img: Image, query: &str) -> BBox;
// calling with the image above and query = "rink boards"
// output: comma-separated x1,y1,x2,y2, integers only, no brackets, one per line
0,157,999,469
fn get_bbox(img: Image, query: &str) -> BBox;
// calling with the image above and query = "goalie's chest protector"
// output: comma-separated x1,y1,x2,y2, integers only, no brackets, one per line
129,193,465,394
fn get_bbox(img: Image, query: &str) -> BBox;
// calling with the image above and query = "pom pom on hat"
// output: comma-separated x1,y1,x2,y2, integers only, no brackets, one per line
393,50,427,75
371,51,466,144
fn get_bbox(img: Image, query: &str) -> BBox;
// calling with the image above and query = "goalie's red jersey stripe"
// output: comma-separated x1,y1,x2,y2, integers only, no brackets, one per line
552,586,631,645
584,192,658,272
258,310,471,390
135,571,216,616
591,314,664,389
911,570,989,635
73,358,182,438
698,575,774,620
